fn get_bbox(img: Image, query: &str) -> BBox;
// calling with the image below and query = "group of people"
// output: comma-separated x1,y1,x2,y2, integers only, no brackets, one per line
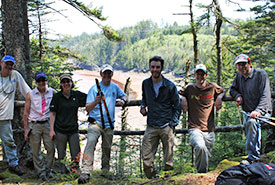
0,53,272,182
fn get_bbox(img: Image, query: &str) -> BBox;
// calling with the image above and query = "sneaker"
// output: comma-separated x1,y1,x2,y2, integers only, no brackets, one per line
240,158,256,165
9,165,24,176
78,173,90,184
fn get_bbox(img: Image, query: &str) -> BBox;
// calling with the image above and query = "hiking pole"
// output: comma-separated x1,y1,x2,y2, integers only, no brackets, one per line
240,111,275,127
95,78,114,129
19,128,32,153
95,79,105,129
259,115,275,122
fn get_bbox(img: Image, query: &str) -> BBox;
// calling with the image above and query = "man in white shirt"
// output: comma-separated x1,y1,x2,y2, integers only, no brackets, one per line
0,55,31,175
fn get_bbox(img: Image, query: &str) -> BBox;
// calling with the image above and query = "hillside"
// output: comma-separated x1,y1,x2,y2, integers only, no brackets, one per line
60,20,236,73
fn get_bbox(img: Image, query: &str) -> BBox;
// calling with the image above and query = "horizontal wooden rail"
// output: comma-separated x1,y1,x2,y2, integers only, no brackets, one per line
14,93,275,107
78,124,271,136
12,122,272,136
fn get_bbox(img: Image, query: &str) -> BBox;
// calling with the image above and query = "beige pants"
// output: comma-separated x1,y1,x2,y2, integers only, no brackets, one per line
29,121,55,176
189,128,215,173
81,123,113,174
142,125,175,178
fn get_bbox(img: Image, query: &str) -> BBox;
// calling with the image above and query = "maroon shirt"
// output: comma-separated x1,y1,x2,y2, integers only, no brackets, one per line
181,82,224,132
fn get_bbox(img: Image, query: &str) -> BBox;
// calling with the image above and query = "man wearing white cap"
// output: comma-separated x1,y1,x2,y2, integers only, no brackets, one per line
180,64,225,173
230,54,272,165
79,64,127,183
0,55,31,175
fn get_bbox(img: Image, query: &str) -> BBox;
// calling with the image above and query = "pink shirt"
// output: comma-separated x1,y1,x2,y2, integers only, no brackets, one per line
29,87,54,121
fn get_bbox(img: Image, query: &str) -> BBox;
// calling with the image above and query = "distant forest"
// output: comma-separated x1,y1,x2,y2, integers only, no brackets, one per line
60,20,238,73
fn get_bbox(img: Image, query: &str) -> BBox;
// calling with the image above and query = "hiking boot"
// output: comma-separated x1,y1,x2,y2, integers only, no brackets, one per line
9,165,24,176
78,173,90,184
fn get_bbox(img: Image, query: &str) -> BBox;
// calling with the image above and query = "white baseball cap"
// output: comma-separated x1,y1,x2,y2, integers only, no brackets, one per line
235,54,250,65
100,64,113,73
195,64,207,73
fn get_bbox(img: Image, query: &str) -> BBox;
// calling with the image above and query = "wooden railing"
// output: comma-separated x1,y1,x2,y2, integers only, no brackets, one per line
14,93,275,136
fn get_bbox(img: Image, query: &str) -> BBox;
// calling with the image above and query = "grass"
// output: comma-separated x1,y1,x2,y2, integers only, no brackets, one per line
0,151,274,184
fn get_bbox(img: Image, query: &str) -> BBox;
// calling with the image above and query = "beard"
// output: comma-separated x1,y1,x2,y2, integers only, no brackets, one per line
152,72,161,79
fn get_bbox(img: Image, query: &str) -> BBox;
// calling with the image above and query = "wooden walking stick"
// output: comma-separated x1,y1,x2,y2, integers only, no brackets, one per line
95,78,114,129
95,79,105,129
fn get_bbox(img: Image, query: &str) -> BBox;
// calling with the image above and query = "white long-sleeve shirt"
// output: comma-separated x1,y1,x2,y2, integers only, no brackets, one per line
0,70,31,120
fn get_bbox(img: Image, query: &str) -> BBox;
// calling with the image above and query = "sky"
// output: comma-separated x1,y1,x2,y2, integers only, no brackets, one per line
45,0,266,38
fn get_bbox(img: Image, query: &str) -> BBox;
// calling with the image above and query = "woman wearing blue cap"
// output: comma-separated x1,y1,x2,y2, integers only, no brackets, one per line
0,55,31,175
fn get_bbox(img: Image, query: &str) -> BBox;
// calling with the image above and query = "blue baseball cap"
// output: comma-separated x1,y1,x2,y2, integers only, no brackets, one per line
35,72,47,81
2,55,16,64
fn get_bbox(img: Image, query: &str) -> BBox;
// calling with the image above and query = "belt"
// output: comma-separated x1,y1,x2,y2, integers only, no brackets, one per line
88,117,102,128
88,117,96,123
31,120,48,124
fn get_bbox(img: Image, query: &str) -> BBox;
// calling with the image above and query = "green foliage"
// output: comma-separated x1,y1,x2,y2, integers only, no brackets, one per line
103,26,123,42
63,0,107,21
30,38,81,90
224,2,275,82
266,151,275,163
0,169,22,183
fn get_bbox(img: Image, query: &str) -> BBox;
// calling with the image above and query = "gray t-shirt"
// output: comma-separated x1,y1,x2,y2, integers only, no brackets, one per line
0,70,31,120
153,81,163,97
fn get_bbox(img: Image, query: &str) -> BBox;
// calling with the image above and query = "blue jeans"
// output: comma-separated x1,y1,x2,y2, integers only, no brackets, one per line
0,120,19,167
244,115,261,161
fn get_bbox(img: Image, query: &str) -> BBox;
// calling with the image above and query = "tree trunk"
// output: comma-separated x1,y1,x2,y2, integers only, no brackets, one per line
1,0,31,84
213,0,222,86
1,0,32,162
189,0,199,65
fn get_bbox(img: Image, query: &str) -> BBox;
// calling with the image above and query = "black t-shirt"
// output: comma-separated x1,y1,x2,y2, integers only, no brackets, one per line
50,90,87,134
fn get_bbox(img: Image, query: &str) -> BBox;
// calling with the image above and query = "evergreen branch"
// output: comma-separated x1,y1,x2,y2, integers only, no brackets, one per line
62,0,107,21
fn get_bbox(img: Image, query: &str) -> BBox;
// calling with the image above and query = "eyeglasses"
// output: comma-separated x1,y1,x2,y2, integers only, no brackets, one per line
236,62,247,67
61,80,71,84
36,78,47,83
5,62,14,67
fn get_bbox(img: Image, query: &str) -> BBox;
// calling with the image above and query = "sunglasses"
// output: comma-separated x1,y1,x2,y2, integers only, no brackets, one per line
61,80,71,84
36,78,47,83
5,62,14,67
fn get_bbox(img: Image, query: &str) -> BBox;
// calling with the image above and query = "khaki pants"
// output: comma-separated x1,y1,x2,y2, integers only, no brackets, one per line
29,121,55,176
189,128,215,173
142,125,174,178
81,123,113,174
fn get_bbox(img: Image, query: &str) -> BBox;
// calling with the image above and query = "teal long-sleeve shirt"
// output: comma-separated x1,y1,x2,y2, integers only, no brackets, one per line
141,76,181,128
